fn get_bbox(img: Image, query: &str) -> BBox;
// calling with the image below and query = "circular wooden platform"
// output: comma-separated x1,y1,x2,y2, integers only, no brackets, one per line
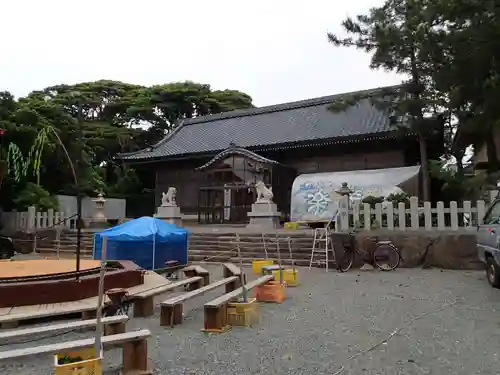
0,259,101,279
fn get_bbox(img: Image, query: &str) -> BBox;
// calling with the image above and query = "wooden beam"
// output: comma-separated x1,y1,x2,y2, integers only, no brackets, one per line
202,275,274,333
160,276,238,327
222,263,242,292
183,266,210,287
133,276,203,318
0,315,128,341
161,277,239,307
0,329,151,360
205,275,274,308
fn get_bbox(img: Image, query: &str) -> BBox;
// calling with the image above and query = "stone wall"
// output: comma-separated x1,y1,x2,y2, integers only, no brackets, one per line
353,230,481,270
188,229,482,270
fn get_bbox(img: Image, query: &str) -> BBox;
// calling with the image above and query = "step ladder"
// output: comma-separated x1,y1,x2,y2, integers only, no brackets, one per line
309,217,337,272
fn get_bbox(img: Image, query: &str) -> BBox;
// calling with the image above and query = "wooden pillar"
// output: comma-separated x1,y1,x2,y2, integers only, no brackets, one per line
223,264,241,293
160,304,183,327
104,321,126,336
122,339,150,374
134,297,154,318
226,277,241,293
203,305,229,333
0,321,18,329
200,272,210,286
81,310,96,320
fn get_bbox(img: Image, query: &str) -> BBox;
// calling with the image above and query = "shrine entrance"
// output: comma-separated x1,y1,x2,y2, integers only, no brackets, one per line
196,145,287,224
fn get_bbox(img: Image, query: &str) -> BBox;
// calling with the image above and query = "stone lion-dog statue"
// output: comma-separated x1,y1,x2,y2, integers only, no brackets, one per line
161,187,177,206
255,181,273,203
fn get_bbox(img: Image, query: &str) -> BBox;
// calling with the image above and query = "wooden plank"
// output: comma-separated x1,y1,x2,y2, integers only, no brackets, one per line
205,275,274,308
450,201,459,230
183,265,209,275
363,203,371,230
0,329,151,360
423,201,432,230
437,201,445,230
0,315,128,340
133,276,202,299
410,196,419,230
0,303,96,324
398,202,406,230
0,308,12,317
222,263,241,276
161,276,239,306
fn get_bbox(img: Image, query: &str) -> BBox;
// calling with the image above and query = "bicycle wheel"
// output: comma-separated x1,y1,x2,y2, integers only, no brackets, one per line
337,248,354,272
373,243,401,271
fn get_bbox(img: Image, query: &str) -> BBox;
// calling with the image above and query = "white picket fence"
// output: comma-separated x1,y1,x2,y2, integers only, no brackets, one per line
1,206,77,232
335,196,486,232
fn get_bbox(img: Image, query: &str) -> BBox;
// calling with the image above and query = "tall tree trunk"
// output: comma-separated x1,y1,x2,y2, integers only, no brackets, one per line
486,126,500,173
418,132,431,201
409,40,431,202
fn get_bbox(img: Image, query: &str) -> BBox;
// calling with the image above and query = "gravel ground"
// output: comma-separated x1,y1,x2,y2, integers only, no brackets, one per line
1,265,500,375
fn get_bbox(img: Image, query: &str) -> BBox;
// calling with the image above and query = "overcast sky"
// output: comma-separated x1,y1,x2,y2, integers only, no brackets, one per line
1,0,402,106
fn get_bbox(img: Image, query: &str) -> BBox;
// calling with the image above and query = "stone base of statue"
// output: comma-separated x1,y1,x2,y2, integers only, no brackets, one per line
155,205,183,227
246,201,281,229
85,218,108,229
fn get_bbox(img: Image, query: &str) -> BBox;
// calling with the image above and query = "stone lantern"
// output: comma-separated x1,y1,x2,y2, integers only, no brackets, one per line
335,182,353,199
88,192,107,228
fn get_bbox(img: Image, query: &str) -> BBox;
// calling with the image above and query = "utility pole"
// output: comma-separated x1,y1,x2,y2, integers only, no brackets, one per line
75,99,83,280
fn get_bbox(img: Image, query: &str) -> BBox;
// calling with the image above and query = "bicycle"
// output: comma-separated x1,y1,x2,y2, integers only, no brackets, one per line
336,230,402,272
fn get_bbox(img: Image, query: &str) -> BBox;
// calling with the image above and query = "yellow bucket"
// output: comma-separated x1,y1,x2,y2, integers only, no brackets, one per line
284,222,300,230
251,259,274,275
271,268,299,287
54,348,102,375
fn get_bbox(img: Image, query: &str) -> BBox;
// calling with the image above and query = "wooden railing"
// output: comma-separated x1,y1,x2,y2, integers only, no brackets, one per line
1,207,77,231
335,196,487,232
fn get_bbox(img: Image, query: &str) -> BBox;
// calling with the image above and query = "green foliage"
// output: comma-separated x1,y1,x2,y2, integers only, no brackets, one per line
0,79,254,209
429,159,493,201
353,192,411,229
14,182,59,211
361,195,385,208
326,0,500,198
385,192,410,207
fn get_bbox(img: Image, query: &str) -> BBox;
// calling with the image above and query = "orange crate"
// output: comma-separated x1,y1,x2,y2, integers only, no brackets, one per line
254,281,285,303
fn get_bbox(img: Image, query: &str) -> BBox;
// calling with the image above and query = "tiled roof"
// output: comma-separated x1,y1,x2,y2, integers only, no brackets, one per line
121,85,402,161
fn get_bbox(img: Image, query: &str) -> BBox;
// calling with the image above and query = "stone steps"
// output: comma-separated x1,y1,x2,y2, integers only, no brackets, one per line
35,230,96,258
187,232,317,265
33,230,320,267
37,248,93,259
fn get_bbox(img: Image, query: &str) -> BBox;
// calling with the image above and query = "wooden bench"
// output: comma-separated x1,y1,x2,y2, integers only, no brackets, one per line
132,276,203,318
222,263,243,293
182,265,210,287
0,329,152,374
202,274,274,333
0,315,129,341
160,276,239,327
155,260,186,277
1,305,104,330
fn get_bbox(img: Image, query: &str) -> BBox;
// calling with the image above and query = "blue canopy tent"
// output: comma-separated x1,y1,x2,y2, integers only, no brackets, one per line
93,217,188,270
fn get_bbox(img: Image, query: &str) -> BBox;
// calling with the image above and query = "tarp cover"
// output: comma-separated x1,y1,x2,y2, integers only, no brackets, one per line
93,216,188,270
290,165,420,222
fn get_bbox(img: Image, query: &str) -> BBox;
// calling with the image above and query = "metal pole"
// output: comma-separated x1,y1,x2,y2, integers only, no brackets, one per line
276,232,283,284
236,233,247,302
94,236,107,359
75,101,83,280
